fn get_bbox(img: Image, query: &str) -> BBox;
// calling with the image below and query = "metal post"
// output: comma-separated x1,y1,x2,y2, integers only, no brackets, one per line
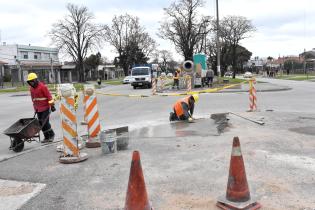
216,0,221,77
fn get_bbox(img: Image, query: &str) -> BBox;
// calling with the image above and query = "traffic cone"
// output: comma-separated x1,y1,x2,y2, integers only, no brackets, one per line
125,151,152,210
217,137,261,210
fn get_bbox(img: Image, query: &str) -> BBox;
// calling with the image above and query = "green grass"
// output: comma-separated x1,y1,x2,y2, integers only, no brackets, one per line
0,82,87,94
276,74,315,81
217,77,246,84
102,79,124,85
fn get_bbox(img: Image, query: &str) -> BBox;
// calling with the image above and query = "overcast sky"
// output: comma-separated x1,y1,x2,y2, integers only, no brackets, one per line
0,0,314,62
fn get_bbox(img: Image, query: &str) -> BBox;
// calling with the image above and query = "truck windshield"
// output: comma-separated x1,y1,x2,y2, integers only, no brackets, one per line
132,68,149,76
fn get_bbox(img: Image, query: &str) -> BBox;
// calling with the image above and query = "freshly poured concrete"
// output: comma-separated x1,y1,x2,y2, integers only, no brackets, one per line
0,112,314,209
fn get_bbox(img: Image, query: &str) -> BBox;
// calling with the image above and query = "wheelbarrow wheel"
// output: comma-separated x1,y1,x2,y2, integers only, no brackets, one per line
11,138,24,152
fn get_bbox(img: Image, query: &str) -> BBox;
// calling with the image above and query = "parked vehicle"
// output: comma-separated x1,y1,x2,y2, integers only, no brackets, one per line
123,76,132,84
243,72,253,78
130,66,152,89
224,71,233,77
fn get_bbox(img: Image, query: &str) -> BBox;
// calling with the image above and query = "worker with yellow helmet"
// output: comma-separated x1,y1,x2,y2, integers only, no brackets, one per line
27,72,55,143
169,94,199,122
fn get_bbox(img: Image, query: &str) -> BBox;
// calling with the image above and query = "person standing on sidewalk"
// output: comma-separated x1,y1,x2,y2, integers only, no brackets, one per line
27,73,56,143
206,69,214,87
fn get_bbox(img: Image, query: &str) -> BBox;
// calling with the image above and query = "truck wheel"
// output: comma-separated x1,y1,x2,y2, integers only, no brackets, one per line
148,83,152,88
11,138,24,152
133,86,136,89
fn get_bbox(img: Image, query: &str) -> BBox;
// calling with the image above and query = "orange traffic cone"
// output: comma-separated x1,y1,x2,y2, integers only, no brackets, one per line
125,151,152,210
217,137,261,210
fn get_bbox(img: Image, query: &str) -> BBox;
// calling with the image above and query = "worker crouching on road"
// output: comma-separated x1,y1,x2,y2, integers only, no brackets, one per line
169,94,199,122
27,73,56,143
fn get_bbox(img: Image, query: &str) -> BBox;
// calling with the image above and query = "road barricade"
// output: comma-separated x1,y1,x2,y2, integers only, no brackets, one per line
58,84,88,164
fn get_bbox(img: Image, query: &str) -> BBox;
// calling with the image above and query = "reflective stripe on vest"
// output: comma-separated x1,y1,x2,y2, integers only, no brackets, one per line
33,97,48,101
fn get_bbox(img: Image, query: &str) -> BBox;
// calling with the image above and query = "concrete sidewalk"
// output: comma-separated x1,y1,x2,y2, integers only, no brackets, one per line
0,111,314,209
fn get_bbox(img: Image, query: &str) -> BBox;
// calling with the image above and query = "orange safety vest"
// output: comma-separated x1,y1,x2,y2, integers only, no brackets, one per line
173,71,179,80
173,96,190,117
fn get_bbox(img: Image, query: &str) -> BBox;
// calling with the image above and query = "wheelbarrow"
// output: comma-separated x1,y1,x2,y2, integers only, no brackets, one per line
3,118,42,152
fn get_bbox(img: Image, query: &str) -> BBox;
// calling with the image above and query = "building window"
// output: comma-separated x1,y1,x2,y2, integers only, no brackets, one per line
34,52,41,60
20,51,28,59
43,53,50,60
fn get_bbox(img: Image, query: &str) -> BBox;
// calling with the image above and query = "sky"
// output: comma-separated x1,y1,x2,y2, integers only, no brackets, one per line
0,0,314,62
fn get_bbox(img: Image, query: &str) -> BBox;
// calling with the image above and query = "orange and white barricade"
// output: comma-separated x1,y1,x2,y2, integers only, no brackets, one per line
186,75,192,92
152,78,157,95
83,85,101,148
59,84,88,163
248,78,257,111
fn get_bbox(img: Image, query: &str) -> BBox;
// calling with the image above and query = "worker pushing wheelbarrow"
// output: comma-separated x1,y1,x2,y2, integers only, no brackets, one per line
3,73,56,152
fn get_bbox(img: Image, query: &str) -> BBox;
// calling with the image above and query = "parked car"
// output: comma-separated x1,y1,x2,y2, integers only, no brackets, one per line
123,76,132,84
167,73,173,77
224,71,233,77
243,72,253,78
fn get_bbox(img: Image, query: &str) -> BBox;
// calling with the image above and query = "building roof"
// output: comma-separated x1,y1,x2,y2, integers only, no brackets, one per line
61,64,76,70
17,44,58,53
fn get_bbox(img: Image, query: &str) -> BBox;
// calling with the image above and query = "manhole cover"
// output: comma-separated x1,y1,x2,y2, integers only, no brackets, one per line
289,127,315,136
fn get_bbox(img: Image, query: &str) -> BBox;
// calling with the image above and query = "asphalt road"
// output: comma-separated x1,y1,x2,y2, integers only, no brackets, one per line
0,77,315,209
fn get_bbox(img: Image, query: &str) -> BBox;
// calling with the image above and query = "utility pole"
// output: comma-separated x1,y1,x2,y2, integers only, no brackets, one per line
216,0,221,77
50,57,54,83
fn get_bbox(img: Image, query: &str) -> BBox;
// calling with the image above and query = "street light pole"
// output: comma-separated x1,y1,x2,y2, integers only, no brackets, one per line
216,0,221,77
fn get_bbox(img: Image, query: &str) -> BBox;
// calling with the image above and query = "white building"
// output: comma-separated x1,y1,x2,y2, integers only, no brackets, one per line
0,43,61,83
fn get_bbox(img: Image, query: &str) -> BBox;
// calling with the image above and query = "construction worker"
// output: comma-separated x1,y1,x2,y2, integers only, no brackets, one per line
27,73,56,143
169,94,199,122
173,68,180,90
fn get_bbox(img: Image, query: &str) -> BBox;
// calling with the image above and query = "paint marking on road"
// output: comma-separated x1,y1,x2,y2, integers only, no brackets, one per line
0,179,46,210
256,150,315,172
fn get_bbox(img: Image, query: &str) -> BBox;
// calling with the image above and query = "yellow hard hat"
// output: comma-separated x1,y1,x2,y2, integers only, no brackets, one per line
27,73,38,81
192,94,199,103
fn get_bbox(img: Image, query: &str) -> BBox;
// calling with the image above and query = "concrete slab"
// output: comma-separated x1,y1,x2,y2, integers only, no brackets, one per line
0,179,45,210
0,112,314,209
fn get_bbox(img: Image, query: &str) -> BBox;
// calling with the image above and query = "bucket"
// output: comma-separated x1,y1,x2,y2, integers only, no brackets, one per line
100,129,117,154
115,126,129,150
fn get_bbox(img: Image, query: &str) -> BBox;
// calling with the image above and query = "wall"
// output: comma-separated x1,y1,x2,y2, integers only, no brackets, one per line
0,44,18,65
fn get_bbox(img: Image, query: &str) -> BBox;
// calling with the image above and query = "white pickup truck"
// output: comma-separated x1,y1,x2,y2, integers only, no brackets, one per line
130,66,152,89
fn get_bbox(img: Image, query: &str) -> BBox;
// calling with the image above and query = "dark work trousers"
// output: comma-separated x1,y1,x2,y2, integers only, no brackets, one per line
207,77,213,87
37,109,55,139
173,79,179,89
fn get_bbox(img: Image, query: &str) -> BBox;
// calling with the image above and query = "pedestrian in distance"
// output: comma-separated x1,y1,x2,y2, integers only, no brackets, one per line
27,73,56,143
173,68,180,90
97,77,102,86
206,69,214,87
169,94,199,122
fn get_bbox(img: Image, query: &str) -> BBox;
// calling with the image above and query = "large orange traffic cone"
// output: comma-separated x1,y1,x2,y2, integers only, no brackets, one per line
125,151,152,210
217,137,261,210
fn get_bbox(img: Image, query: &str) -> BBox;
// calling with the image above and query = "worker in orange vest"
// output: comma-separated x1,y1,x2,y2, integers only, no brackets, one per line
169,94,199,122
27,73,56,143
172,68,180,90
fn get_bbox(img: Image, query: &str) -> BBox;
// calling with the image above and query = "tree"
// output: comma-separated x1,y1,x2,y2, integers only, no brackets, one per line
159,0,212,60
159,50,173,71
219,16,256,78
85,52,103,70
49,4,105,82
104,14,157,75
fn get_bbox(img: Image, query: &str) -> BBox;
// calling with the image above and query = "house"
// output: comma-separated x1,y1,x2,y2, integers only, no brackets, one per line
97,65,124,80
0,60,7,87
0,43,61,83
